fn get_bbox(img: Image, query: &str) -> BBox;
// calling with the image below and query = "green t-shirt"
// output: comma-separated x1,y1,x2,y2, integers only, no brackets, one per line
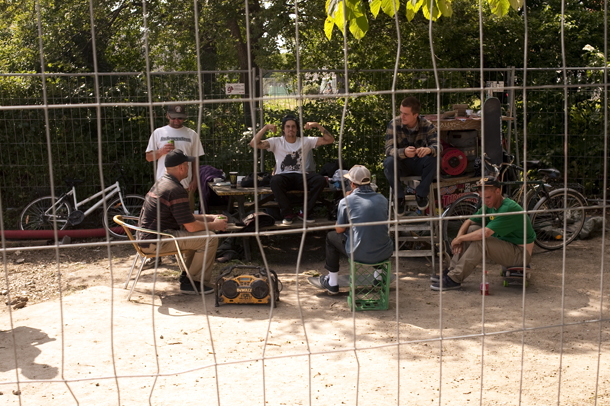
470,198,536,245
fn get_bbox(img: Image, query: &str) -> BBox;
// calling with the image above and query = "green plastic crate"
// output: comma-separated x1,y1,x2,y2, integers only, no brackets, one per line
347,259,391,311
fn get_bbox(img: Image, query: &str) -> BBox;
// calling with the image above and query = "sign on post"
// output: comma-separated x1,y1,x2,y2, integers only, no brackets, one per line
225,83,245,95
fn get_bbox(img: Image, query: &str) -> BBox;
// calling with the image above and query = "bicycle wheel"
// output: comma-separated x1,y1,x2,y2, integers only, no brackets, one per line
530,188,586,250
103,194,145,238
20,196,72,231
441,193,481,256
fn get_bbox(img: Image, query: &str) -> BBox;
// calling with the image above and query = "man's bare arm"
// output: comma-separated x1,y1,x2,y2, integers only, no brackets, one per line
250,124,276,149
146,143,175,162
305,122,334,147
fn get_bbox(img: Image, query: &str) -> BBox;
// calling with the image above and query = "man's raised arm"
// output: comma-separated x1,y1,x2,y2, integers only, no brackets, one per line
305,122,334,147
250,124,276,149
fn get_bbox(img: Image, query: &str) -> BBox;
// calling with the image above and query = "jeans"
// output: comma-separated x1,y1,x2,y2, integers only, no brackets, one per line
383,155,437,199
270,172,327,218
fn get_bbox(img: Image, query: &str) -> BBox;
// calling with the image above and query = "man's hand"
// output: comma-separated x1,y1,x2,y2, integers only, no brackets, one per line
405,146,417,158
161,143,175,155
188,178,198,192
415,147,432,158
451,236,464,255
304,122,320,130
266,124,278,134
213,215,228,232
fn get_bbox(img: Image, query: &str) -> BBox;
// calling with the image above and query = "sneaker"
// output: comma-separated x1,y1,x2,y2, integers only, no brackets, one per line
318,275,339,295
297,211,315,224
430,268,450,283
282,214,295,225
143,257,162,268
430,274,461,291
395,198,406,216
179,280,214,295
416,195,429,211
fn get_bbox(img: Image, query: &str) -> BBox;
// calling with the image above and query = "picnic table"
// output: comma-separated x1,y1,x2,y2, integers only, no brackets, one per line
209,182,336,222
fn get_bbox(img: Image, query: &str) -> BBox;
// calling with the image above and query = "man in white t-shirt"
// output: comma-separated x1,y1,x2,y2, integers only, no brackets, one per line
250,115,334,225
146,104,205,211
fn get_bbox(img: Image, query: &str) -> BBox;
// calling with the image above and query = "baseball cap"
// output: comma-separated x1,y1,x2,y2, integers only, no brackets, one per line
167,104,187,119
344,165,371,185
476,176,501,189
165,149,195,167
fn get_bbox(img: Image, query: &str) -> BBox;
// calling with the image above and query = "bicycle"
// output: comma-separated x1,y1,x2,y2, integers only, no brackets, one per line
19,163,145,239
441,155,587,252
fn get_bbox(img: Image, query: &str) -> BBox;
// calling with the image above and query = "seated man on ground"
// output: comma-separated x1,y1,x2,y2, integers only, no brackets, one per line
250,115,334,225
431,177,536,291
137,150,228,295
309,165,394,295
383,96,441,213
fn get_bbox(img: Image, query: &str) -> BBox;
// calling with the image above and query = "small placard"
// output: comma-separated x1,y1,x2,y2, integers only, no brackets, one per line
225,83,245,95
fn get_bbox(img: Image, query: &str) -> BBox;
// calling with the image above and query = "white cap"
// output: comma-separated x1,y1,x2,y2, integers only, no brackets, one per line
344,165,371,185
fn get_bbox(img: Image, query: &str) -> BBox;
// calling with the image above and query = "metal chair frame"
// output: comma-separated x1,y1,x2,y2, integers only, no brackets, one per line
113,215,198,300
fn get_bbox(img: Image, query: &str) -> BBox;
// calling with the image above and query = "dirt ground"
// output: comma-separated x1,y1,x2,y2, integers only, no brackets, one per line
1,231,609,405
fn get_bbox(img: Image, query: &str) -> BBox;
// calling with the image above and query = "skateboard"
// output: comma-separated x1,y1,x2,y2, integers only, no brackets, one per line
483,97,503,166
308,273,396,291
500,265,531,288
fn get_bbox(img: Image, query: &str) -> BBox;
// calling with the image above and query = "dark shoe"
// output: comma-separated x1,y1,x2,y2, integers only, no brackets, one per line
180,280,214,295
297,210,315,224
318,275,339,295
282,214,296,225
143,257,162,268
430,268,450,283
395,198,406,216
180,280,200,295
430,275,461,291
416,195,429,211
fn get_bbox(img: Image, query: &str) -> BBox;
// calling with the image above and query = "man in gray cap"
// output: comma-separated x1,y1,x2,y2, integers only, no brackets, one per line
431,177,536,291
146,104,204,212
138,150,227,295
308,165,394,295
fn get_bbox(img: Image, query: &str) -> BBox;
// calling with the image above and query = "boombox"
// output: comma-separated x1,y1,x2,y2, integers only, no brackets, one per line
214,265,281,307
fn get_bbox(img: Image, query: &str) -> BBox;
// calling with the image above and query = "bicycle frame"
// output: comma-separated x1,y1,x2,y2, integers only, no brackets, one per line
59,181,124,217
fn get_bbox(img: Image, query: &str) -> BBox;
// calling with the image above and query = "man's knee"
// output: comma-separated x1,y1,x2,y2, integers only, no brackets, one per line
467,224,482,233
383,156,394,170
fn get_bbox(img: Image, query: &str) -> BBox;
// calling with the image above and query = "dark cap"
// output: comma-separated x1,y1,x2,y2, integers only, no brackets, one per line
167,104,187,119
476,176,501,189
165,149,195,167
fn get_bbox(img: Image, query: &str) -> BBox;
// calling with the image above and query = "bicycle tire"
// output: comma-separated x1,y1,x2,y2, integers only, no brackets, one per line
20,196,72,231
441,193,481,256
103,194,145,238
529,188,586,250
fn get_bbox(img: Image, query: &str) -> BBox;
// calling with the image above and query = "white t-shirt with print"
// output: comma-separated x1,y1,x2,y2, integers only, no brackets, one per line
146,125,205,188
267,136,318,175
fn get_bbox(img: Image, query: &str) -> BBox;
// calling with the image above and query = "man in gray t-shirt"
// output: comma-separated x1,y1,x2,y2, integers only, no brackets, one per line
309,165,394,295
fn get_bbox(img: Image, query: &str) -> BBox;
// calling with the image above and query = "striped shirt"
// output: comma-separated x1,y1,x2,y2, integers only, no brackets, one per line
137,173,194,244
384,115,440,159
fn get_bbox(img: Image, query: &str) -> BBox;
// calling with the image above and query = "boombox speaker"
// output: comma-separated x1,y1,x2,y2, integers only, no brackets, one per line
214,265,281,307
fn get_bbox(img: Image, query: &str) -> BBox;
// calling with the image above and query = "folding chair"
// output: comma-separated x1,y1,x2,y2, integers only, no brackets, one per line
113,215,197,300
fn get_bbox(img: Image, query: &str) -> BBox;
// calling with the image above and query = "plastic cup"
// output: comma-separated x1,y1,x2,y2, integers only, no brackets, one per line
229,172,238,188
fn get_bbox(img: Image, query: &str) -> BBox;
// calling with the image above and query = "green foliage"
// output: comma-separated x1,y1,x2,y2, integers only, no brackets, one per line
325,0,521,40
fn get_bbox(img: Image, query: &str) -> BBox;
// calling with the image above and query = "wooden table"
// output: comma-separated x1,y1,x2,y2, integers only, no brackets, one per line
209,182,335,222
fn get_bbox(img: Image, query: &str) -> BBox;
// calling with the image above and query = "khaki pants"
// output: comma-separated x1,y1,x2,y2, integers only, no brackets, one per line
448,225,531,283
142,230,218,285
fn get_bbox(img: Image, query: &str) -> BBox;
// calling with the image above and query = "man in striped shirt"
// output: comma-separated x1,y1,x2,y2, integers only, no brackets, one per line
137,150,227,295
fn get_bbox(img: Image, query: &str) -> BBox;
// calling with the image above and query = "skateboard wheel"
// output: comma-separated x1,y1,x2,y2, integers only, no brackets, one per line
503,280,509,287
525,281,529,288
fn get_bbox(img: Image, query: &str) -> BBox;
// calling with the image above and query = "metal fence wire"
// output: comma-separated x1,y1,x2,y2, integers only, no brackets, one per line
0,0,608,405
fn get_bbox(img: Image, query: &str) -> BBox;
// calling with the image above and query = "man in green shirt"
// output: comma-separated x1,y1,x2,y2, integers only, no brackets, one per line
431,177,536,291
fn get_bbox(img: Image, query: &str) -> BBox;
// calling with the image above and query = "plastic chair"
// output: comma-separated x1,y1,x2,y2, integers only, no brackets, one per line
113,215,197,300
